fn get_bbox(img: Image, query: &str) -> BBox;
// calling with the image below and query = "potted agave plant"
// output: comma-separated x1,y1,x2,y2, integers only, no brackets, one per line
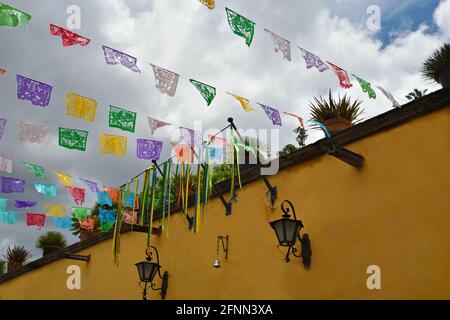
422,43,450,88
2,245,32,273
309,90,364,134
36,231,67,256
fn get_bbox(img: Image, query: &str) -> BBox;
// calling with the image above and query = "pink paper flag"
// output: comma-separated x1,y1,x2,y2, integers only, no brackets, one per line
147,117,171,134
66,186,86,205
283,112,305,128
0,155,13,173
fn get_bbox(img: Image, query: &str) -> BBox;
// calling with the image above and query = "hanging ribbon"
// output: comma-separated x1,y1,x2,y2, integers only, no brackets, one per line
307,119,331,139
147,168,157,249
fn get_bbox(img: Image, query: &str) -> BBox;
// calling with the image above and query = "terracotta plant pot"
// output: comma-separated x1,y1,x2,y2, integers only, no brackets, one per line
42,245,61,256
435,62,450,88
324,118,352,134
7,260,23,273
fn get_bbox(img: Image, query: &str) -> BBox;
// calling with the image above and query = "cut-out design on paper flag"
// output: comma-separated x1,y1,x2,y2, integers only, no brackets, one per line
66,92,97,122
23,161,46,179
104,185,120,203
0,198,6,211
1,177,25,193
0,155,12,173
298,47,329,72
174,144,194,164
72,206,90,219
97,191,112,206
353,74,376,99
49,24,90,47
136,139,163,160
58,127,89,152
26,213,46,229
0,118,6,140
53,171,74,186
148,117,170,135
79,178,100,193
55,216,72,229
0,211,17,224
45,203,66,218
377,86,400,108
264,29,291,61
66,186,85,205
225,7,255,47
150,63,179,97
15,200,37,209
99,208,117,224
227,92,254,112
258,103,282,126
209,147,224,162
0,68,5,75
123,210,138,224
109,105,137,133
283,111,304,128
327,61,353,89
17,121,49,144
79,217,94,231
16,75,52,107
0,3,31,28
100,134,128,157
34,182,57,197
102,45,140,73
180,127,202,147
198,0,215,10
189,79,216,106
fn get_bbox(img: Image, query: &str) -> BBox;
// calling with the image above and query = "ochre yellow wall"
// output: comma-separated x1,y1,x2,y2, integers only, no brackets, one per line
1,107,449,300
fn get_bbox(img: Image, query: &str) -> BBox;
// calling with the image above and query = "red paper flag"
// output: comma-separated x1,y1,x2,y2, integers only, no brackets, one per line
49,24,91,47
326,61,353,89
66,186,86,205
26,213,46,229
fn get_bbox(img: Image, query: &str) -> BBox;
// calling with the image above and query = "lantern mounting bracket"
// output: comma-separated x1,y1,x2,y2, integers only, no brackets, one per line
262,176,277,206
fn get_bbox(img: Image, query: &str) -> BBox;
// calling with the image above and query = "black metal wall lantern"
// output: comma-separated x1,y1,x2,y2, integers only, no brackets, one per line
213,235,229,268
135,246,169,300
269,200,312,269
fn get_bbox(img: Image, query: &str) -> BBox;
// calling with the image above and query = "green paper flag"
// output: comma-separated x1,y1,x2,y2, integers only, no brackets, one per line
189,79,216,106
352,74,376,99
23,162,46,179
0,3,31,28
109,105,137,133
72,206,90,219
58,127,89,151
225,7,255,47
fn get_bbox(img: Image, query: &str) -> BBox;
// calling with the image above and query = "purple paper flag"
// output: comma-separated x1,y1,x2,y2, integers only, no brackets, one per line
16,75,53,107
15,200,37,209
180,127,202,147
0,118,6,140
298,47,329,73
102,45,141,73
79,177,100,193
0,177,25,193
136,139,163,160
258,103,282,126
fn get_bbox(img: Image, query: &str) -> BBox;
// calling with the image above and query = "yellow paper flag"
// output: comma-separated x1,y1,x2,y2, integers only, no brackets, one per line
53,171,74,186
66,92,97,122
100,134,128,157
45,203,67,218
227,92,254,112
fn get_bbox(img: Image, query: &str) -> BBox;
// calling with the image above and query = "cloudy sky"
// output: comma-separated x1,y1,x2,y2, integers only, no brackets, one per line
0,0,449,261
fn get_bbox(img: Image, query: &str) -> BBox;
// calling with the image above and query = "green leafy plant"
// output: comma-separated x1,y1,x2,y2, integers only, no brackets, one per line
309,90,364,124
278,144,298,157
71,203,102,237
0,260,6,275
421,43,450,82
3,245,32,269
36,231,67,249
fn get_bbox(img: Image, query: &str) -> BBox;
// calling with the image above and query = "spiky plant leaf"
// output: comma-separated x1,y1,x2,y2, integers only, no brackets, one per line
36,231,67,249
3,245,32,264
422,43,450,81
